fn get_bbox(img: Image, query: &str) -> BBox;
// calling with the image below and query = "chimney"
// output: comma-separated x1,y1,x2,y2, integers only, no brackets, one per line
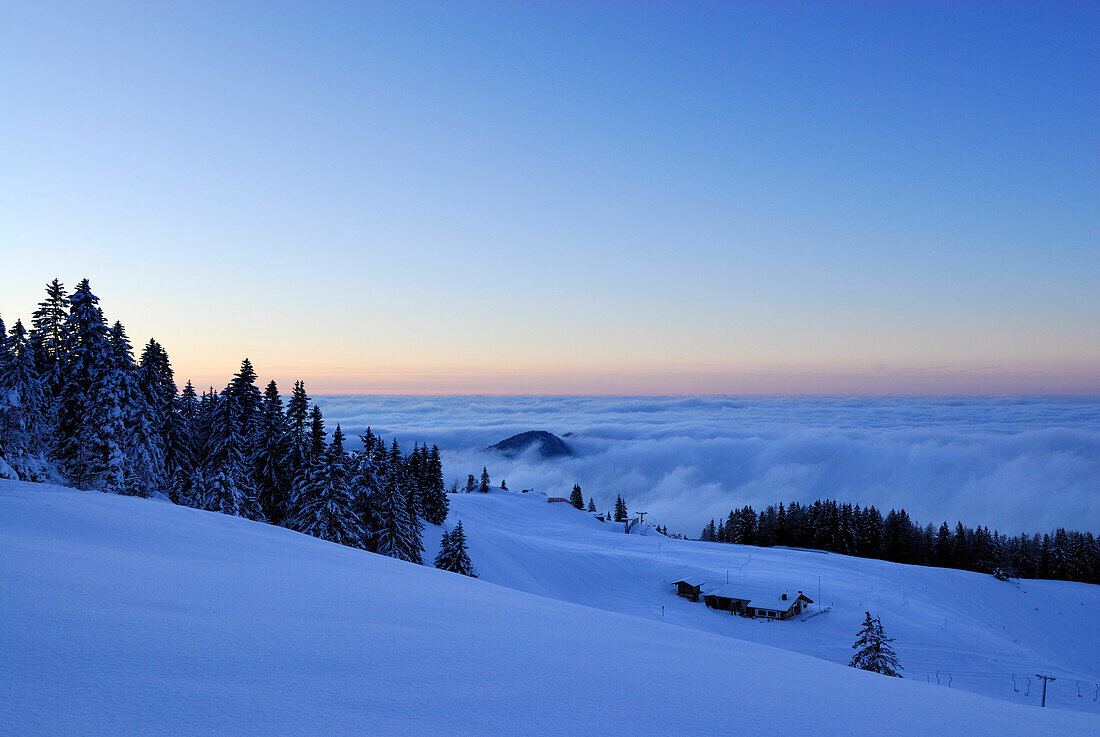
782,593,787,600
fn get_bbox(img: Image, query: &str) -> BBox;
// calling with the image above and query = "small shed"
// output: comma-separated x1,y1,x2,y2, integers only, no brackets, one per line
671,577,706,602
547,497,570,504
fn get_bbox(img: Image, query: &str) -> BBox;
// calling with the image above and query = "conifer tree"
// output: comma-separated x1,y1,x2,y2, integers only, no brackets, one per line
700,519,717,542
500,478,507,491
614,495,627,522
253,379,292,524
225,358,262,438
286,380,311,476
350,437,388,551
137,340,176,406
110,323,167,497
170,380,199,505
360,427,378,454
93,324,130,496
373,439,423,563
479,467,490,492
420,445,449,525
403,442,426,557
434,521,477,577
54,279,113,489
0,320,53,481
734,506,757,546
0,314,12,478
288,425,364,547
309,404,326,459
137,338,178,497
29,279,68,401
849,613,902,677
465,474,477,493
203,391,262,519
587,498,596,513
569,483,584,509
406,443,426,519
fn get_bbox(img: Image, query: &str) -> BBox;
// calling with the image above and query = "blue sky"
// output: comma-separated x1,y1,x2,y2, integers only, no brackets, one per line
1,2,1097,393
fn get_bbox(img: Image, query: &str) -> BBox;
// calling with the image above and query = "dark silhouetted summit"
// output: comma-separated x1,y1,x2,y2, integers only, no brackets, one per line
487,431,573,459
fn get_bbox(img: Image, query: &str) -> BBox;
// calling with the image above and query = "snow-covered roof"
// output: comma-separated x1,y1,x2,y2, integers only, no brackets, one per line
703,585,752,600
704,584,812,610
673,577,706,588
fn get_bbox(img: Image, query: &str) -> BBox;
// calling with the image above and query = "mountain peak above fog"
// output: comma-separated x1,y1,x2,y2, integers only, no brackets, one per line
487,431,573,459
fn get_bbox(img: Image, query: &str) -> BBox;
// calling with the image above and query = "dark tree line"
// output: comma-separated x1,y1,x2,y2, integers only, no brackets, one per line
700,499,1100,585
0,279,453,564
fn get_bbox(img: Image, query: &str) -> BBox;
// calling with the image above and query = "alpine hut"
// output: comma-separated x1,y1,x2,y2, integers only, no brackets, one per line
671,577,706,602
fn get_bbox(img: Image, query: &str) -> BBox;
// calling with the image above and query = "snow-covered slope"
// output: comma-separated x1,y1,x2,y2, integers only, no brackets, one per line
433,488,1100,713
2,481,1097,736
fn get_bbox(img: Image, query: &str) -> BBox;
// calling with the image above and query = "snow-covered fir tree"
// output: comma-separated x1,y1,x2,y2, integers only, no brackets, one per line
170,380,199,505
419,445,449,526
28,278,68,401
349,436,387,551
110,323,167,497
465,474,477,493
201,391,262,519
569,484,584,509
406,443,425,519
252,379,292,525
0,320,54,481
849,612,902,677
403,444,426,557
478,467,490,493
434,521,477,577
0,313,11,477
94,327,128,496
309,405,326,460
587,498,596,513
288,425,364,547
286,380,311,476
373,439,423,564
137,338,178,498
54,279,114,489
225,358,262,442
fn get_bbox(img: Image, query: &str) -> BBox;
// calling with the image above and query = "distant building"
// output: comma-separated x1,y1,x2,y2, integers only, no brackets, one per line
547,497,570,504
703,585,813,620
671,577,706,602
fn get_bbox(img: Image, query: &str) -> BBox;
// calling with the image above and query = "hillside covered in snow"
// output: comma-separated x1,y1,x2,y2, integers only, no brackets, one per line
436,486,1100,713
2,480,1098,736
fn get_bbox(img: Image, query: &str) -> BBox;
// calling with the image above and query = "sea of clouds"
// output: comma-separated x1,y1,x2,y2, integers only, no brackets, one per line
317,395,1100,538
